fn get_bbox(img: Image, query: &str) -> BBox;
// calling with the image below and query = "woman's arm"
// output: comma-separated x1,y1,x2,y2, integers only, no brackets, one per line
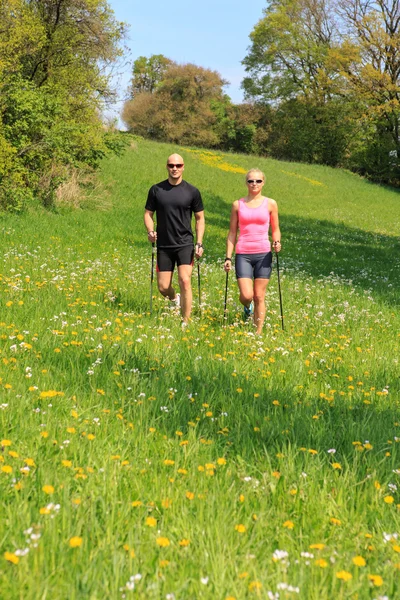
269,199,281,252
225,201,239,271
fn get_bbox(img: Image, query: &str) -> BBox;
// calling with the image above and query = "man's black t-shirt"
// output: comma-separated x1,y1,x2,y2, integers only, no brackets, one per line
145,180,204,249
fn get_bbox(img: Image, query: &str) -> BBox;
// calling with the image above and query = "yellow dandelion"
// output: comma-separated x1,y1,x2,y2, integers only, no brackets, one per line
1,439,11,447
384,496,394,504
156,537,170,547
217,457,226,466
336,570,352,581
159,559,170,567
69,536,83,548
235,524,246,533
4,552,19,564
330,517,341,525
42,485,54,495
185,491,195,500
368,574,383,586
146,516,157,527
249,581,262,592
1,465,12,474
283,520,294,529
179,539,190,547
315,559,328,568
332,462,342,470
353,556,366,567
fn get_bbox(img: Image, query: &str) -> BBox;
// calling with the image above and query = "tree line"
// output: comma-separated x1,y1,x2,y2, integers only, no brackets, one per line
123,0,400,186
0,0,126,210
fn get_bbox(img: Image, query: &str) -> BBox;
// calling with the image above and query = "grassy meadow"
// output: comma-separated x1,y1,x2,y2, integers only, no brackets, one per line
1,139,400,599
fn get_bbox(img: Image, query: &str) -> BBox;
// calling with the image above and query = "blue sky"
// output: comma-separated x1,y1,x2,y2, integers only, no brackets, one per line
107,0,266,119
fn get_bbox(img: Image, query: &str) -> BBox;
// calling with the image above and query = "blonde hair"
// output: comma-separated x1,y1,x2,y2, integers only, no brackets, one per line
245,168,265,183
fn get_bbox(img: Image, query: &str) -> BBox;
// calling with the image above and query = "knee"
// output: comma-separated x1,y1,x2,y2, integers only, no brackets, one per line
158,282,170,295
240,292,253,305
178,275,191,291
253,293,265,304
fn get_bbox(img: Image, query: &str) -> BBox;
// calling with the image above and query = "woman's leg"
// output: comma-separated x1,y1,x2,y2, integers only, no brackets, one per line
237,278,254,307
253,278,269,334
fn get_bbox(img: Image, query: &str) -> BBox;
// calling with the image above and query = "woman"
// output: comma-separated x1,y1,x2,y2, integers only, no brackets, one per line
224,169,281,335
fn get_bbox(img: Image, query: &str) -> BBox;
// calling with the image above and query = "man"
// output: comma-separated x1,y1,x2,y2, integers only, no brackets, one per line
144,153,205,324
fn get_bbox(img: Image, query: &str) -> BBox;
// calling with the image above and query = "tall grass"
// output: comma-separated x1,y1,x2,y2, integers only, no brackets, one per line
0,139,399,599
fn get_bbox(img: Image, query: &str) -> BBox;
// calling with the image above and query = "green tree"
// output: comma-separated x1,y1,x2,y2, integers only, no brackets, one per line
242,0,341,103
0,0,126,209
123,62,228,147
129,54,173,97
335,0,400,182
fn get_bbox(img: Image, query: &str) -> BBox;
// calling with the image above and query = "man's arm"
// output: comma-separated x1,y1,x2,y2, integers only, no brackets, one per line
144,209,157,243
194,210,205,258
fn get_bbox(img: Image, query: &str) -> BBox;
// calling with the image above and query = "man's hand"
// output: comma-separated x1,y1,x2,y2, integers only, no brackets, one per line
195,243,204,259
147,231,157,243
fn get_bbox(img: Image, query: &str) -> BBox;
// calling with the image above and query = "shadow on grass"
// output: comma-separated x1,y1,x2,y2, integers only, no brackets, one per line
282,213,400,306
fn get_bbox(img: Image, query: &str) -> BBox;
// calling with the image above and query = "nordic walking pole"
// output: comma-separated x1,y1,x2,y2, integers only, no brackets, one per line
224,270,229,317
197,258,201,316
274,245,284,330
150,242,155,314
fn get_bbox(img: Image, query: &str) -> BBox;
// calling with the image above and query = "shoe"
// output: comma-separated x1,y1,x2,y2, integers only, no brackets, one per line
169,293,180,309
243,301,254,321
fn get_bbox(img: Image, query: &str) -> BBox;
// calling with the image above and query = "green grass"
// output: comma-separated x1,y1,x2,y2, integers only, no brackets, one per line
0,139,399,599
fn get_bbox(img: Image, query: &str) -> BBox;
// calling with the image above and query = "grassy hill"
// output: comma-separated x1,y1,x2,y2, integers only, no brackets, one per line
0,139,399,599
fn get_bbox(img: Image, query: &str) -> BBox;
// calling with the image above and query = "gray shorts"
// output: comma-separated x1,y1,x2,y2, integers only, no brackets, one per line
235,252,272,280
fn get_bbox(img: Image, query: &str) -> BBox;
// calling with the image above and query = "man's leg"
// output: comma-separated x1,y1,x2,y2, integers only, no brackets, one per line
177,264,193,322
157,271,176,300
157,249,178,301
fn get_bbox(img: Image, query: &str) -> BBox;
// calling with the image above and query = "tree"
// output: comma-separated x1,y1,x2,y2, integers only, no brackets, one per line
129,54,173,97
335,0,400,181
242,0,341,103
123,62,229,147
0,0,127,209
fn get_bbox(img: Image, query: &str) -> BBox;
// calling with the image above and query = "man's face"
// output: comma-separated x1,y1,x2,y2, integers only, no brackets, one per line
166,157,184,180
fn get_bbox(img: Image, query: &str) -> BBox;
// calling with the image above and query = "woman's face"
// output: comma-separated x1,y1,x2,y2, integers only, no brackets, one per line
246,171,264,192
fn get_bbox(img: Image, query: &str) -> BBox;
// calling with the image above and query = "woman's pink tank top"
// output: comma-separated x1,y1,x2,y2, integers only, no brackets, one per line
236,197,271,254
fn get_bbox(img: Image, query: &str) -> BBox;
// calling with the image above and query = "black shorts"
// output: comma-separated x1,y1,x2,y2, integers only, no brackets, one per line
235,252,272,280
157,246,194,272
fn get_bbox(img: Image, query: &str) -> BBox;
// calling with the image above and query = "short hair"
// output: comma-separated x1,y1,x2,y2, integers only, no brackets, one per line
245,168,265,183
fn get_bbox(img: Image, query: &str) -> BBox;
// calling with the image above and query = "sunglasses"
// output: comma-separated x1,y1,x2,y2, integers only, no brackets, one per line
167,163,184,168
247,179,263,184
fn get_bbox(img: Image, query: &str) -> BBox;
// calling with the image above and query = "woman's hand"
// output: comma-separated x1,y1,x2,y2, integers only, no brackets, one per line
224,258,232,272
273,241,281,253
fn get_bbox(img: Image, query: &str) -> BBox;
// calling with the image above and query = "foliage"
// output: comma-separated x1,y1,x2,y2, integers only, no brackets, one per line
0,0,126,210
128,54,174,97
242,0,400,184
123,62,228,147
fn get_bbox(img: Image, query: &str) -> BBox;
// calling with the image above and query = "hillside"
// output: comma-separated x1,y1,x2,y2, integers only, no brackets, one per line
0,139,399,599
